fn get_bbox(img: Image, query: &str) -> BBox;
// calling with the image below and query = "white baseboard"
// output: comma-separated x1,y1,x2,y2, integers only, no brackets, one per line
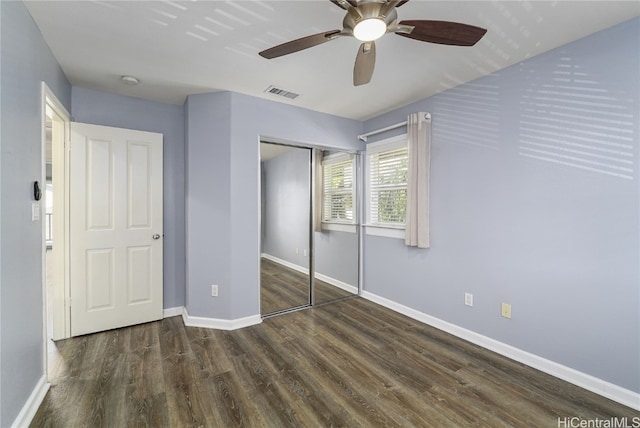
11,375,49,428
163,306,184,318
361,291,640,411
315,272,358,294
182,307,262,331
261,253,308,274
261,253,357,294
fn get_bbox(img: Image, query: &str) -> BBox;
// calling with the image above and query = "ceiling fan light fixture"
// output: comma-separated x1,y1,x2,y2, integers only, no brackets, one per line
121,75,140,85
353,18,387,41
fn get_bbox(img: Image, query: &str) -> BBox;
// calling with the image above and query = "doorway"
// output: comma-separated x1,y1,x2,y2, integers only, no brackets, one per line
259,141,360,317
42,84,71,381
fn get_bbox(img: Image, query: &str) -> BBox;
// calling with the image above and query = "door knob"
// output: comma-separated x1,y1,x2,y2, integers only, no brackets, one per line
153,234,161,240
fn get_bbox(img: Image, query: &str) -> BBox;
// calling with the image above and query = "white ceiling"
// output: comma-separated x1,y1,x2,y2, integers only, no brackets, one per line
25,1,639,121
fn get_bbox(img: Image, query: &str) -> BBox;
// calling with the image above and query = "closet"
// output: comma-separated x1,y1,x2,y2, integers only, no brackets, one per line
259,141,359,316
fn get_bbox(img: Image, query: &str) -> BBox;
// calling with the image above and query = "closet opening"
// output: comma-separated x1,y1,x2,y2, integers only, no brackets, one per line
259,140,360,318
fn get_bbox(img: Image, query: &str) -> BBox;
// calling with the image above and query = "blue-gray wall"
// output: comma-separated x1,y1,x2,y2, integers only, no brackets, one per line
262,148,311,269
185,92,233,318
315,229,358,287
363,17,640,393
71,87,186,309
185,91,363,320
0,2,72,425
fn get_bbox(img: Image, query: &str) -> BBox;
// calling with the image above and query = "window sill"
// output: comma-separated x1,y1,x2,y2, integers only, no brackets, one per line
321,223,357,233
364,224,405,239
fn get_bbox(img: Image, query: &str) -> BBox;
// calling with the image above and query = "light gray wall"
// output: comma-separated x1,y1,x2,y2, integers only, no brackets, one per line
71,87,186,309
362,17,640,393
0,1,72,425
185,91,363,319
262,148,311,269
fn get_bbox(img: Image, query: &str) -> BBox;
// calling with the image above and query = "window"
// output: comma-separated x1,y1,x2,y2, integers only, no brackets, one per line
366,135,408,237
322,153,356,228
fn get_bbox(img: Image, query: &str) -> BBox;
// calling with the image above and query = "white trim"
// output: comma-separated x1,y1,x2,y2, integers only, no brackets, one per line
315,272,358,294
182,307,262,331
260,135,360,154
364,225,405,239
11,376,50,428
163,306,184,318
322,222,357,233
41,82,72,344
261,253,357,293
261,253,308,275
361,291,640,411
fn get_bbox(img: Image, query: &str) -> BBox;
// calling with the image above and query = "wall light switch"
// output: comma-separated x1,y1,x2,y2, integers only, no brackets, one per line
32,202,40,221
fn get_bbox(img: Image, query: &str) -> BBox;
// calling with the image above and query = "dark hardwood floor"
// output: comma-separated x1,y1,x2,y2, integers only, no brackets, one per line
32,297,637,427
260,257,354,315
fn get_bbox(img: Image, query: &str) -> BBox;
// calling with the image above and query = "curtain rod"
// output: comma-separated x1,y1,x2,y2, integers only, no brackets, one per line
357,113,431,142
357,121,406,142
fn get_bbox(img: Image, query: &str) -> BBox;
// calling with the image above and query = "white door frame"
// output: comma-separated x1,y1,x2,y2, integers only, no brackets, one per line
41,82,71,377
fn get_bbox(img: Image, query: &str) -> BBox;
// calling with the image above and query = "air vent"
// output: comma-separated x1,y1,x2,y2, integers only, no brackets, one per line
264,85,299,100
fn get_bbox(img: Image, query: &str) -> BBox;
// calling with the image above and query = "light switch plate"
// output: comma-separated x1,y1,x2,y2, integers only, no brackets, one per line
32,202,40,221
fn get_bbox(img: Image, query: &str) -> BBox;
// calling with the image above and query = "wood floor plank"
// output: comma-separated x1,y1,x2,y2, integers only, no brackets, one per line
235,326,352,427
33,298,639,427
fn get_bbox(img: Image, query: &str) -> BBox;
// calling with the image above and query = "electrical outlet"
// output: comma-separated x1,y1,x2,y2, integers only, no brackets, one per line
303,249,307,257
296,248,299,255
464,293,473,307
211,284,219,297
501,302,511,319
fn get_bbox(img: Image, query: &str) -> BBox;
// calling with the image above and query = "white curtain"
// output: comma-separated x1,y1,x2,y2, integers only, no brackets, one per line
405,112,431,248
313,149,324,233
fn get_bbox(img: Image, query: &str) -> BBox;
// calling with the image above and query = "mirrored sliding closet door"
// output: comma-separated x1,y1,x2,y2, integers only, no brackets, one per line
260,142,360,317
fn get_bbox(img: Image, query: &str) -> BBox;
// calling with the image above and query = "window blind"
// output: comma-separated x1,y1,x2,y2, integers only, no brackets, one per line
322,156,355,223
369,146,408,225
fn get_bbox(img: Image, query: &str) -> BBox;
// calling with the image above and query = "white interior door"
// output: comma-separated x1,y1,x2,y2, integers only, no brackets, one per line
70,122,163,336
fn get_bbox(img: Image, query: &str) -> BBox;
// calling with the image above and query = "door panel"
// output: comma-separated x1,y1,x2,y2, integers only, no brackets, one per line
86,138,113,230
128,142,152,228
70,122,163,336
86,248,114,310
127,246,152,304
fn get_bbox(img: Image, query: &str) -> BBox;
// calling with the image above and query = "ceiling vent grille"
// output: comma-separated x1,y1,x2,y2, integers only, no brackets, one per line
264,85,299,100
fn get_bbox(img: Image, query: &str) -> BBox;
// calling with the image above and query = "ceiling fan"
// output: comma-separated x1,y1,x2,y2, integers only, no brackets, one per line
259,0,487,86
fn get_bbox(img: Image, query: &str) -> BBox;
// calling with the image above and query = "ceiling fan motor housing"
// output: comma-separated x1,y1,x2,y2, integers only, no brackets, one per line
343,1,399,38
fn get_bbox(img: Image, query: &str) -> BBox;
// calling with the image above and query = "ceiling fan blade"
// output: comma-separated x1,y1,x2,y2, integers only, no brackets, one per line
329,0,358,10
353,41,376,86
259,30,341,59
396,20,487,46
396,0,410,7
